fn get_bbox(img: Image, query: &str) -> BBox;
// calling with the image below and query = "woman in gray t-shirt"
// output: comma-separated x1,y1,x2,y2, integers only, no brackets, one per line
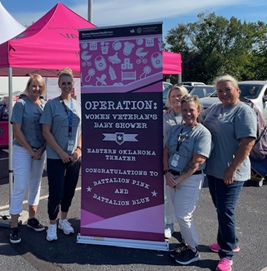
164,95,212,265
9,74,46,244
202,75,257,271
163,85,188,239
41,67,81,242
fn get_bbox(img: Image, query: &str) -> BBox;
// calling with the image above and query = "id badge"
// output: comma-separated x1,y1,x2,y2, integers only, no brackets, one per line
67,139,75,152
171,154,180,167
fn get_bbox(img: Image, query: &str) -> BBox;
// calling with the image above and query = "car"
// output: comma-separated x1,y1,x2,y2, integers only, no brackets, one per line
182,81,205,86
189,85,215,99
199,81,267,121
162,81,173,108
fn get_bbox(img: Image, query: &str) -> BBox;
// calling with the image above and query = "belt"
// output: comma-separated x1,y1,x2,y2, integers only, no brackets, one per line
168,169,203,176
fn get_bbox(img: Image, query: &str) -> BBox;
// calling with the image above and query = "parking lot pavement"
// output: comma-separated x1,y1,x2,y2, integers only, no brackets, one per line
0,148,267,271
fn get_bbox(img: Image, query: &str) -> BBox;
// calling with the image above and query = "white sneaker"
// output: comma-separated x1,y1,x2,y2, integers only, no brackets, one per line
58,219,74,235
46,224,58,241
164,223,174,239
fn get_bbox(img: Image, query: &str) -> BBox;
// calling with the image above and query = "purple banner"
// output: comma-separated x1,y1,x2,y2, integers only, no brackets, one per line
79,23,165,243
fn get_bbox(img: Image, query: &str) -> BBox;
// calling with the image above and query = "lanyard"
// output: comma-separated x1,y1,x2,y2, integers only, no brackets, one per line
176,126,193,152
61,97,73,136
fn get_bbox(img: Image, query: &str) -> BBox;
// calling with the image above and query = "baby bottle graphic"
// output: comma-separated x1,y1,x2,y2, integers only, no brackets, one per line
109,66,117,80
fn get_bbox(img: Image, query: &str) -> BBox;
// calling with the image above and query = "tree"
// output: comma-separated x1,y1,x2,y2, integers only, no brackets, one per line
165,12,267,83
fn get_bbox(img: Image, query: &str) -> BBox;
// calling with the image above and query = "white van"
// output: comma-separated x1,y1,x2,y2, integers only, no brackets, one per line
183,82,205,86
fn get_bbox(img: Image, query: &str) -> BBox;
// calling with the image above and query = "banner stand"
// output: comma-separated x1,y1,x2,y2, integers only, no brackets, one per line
77,234,169,251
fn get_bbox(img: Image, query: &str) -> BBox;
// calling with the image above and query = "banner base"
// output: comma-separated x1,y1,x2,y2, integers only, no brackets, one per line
76,233,169,251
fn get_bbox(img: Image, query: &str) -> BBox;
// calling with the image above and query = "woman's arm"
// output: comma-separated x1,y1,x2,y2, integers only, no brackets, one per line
224,137,255,185
70,133,82,162
42,124,71,163
174,153,207,185
13,123,36,157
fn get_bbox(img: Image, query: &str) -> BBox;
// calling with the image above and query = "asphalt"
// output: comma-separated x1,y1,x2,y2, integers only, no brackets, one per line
0,147,267,271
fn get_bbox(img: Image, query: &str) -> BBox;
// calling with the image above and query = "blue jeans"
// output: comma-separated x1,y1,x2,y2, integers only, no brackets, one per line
207,175,245,259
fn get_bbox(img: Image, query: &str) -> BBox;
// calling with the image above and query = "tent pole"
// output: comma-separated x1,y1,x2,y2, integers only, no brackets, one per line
0,67,13,227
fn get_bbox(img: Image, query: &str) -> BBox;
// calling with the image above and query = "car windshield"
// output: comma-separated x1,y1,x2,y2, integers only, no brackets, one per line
209,83,264,99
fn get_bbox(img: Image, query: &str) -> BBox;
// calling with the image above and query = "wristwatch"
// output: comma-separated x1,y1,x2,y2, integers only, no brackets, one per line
163,169,169,175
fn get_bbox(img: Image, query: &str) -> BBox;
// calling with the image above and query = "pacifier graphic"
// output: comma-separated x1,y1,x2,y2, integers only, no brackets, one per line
96,74,107,86
151,52,162,69
94,55,107,71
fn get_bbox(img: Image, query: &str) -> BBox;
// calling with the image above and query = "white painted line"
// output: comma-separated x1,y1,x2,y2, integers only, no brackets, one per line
0,186,81,211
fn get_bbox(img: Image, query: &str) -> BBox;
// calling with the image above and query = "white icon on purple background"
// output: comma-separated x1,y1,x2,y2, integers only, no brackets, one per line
95,55,107,71
81,51,92,67
151,52,162,69
136,47,148,64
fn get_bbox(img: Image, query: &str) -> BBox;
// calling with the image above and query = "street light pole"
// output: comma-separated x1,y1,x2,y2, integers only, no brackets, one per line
88,0,93,22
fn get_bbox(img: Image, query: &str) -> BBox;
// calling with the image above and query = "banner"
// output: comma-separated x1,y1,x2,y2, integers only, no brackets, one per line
77,22,167,251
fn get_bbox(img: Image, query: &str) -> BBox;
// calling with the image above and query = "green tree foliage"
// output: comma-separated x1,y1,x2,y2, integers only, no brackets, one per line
165,12,267,83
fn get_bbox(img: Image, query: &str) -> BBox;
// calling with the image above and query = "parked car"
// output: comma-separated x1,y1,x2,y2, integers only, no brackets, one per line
199,81,267,121
189,85,214,98
182,81,205,86
162,81,173,109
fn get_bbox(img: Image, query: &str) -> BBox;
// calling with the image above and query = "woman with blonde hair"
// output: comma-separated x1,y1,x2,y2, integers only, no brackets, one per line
10,74,47,243
163,85,188,238
40,68,82,241
202,74,257,271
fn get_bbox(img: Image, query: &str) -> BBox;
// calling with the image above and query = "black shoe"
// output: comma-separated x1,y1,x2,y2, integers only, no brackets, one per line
10,227,21,244
175,247,199,265
169,242,187,258
27,218,45,232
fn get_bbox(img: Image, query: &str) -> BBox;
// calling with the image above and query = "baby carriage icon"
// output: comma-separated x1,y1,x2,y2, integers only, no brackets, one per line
81,51,92,67
136,48,148,64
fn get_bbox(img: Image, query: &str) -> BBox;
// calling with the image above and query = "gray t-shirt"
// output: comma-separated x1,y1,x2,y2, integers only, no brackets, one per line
40,97,81,159
202,102,257,181
11,97,45,148
165,123,212,172
163,109,182,146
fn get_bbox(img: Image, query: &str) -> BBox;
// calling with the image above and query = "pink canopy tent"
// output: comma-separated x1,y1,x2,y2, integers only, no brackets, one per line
0,3,96,77
0,2,181,77
162,51,182,75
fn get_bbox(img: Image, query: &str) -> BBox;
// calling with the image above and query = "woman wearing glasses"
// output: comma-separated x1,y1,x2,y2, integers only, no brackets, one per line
40,67,81,242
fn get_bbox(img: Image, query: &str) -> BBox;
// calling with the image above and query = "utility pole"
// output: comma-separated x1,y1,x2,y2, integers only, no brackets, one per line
88,0,93,22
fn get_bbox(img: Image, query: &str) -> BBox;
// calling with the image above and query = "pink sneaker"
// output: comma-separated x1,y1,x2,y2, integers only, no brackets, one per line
209,243,240,253
216,258,233,271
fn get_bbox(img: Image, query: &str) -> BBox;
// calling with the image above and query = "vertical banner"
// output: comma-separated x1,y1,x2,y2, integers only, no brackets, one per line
77,23,168,251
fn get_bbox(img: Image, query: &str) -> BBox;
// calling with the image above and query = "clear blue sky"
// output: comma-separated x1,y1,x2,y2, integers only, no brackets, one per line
1,0,267,38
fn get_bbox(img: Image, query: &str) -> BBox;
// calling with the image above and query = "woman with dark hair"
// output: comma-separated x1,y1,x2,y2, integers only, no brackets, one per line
164,95,212,265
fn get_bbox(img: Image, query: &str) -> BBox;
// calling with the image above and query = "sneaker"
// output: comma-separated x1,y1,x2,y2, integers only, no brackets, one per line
46,224,58,241
216,258,233,271
58,219,74,235
209,243,240,253
10,227,21,244
27,218,45,232
164,223,174,239
169,242,187,258
175,247,199,265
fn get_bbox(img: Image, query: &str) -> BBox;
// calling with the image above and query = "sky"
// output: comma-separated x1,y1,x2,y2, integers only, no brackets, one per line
1,0,267,38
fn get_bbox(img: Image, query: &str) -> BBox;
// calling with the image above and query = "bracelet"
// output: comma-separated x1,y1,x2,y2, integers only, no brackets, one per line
163,169,169,175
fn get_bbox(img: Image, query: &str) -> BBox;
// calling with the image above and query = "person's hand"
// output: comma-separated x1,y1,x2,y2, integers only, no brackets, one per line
223,166,236,185
165,172,177,188
70,148,81,162
59,151,71,163
32,146,45,160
